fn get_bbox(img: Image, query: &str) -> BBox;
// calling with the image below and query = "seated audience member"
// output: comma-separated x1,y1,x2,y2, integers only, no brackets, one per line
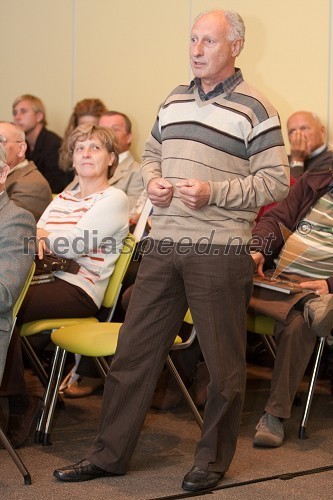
59,98,107,183
0,121,52,220
287,110,332,178
0,124,129,448
99,111,144,210
12,94,64,193
58,111,143,398
0,144,36,385
249,167,333,447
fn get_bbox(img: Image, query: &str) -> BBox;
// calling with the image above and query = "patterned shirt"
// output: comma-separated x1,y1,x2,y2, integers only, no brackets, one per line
38,186,129,307
280,190,333,278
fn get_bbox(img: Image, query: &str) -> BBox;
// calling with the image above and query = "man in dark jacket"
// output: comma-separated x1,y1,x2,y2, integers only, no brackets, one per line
12,94,65,193
250,167,333,447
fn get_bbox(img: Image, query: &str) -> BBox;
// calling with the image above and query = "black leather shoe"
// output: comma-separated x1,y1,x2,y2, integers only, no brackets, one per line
182,466,224,491
53,459,118,482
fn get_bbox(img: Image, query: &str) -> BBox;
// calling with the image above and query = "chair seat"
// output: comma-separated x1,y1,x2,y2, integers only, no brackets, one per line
246,313,275,335
51,322,183,357
20,317,99,337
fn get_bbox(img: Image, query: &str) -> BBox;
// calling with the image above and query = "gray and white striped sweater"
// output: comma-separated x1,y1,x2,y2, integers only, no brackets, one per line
142,72,290,245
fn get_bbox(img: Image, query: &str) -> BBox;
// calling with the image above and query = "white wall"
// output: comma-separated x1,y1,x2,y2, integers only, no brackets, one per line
1,0,332,159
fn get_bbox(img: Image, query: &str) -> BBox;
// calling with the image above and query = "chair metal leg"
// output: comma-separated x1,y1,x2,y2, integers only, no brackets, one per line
0,427,31,485
299,336,326,439
41,347,68,446
93,356,109,380
166,355,203,430
35,345,60,443
261,334,276,361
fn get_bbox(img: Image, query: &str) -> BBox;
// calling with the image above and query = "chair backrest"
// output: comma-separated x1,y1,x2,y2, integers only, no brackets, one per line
10,261,36,338
101,233,136,318
133,197,153,241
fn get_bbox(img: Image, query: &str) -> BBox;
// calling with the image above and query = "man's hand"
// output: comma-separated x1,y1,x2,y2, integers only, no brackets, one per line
147,178,173,207
251,251,265,276
289,130,310,161
299,279,329,295
176,179,210,209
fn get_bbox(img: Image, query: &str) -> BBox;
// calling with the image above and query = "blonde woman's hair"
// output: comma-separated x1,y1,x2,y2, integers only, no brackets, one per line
68,123,119,179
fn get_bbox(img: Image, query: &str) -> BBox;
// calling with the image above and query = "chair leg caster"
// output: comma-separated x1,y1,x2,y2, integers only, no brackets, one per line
299,427,308,439
34,430,42,444
24,473,32,485
42,434,52,446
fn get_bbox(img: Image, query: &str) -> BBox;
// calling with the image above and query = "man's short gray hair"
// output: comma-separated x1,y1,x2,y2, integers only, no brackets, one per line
195,9,245,53
224,10,246,42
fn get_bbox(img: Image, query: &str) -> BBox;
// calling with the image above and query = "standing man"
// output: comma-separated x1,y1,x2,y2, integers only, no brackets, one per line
287,111,332,178
99,111,144,210
54,9,289,491
12,94,65,193
0,121,52,221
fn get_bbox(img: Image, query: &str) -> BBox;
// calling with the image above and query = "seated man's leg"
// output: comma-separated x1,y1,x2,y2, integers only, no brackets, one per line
254,310,316,447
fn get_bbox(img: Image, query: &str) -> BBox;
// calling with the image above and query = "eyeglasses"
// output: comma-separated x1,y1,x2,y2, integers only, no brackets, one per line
0,135,24,145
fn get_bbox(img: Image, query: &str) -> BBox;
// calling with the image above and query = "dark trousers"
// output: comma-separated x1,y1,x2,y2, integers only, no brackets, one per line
249,272,317,419
86,242,254,474
0,278,98,396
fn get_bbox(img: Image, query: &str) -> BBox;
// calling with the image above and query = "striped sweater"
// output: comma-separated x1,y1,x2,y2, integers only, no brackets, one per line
141,72,290,245
37,186,129,307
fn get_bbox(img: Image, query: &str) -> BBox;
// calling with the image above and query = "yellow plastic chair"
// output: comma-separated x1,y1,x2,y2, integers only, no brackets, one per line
20,234,136,389
39,309,202,445
0,262,35,485
29,234,137,445
246,313,276,361
166,310,203,429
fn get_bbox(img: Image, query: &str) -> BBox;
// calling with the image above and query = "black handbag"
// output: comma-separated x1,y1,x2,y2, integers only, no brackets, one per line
34,254,80,276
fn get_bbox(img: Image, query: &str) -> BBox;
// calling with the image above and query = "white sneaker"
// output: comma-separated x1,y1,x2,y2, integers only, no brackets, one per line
253,413,284,447
304,294,333,337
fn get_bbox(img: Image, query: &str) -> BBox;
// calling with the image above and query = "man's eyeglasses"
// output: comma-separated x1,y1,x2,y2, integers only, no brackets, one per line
0,135,24,145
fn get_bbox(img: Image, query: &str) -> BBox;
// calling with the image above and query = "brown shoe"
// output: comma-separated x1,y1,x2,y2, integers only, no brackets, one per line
63,376,103,398
6,396,42,448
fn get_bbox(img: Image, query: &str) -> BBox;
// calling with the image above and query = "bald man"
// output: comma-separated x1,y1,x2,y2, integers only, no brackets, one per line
287,111,333,178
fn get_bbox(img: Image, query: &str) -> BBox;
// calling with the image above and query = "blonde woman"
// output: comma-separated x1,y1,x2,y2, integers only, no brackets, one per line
1,124,129,449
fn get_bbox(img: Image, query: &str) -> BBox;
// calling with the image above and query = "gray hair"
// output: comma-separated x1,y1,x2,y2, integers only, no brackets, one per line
195,9,245,43
224,10,246,42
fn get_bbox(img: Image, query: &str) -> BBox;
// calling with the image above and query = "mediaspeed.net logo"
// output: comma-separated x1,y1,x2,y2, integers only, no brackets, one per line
272,221,312,279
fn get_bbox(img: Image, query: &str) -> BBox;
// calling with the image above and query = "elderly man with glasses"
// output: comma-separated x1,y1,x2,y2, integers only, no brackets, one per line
0,121,52,221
